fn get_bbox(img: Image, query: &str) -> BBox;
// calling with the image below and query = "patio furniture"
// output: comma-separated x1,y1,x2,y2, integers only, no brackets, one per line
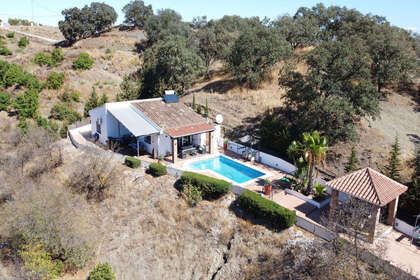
198,145,206,154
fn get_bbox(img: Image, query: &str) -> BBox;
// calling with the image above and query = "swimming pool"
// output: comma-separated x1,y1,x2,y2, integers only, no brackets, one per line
188,156,265,184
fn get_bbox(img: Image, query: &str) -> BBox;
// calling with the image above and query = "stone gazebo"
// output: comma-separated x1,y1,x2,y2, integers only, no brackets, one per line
328,167,408,243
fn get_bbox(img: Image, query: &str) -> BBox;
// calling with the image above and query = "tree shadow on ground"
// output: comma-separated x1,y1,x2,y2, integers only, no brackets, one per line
192,78,238,94
224,115,262,140
398,82,420,112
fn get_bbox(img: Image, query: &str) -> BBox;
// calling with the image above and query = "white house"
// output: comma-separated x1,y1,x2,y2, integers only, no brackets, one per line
89,91,218,163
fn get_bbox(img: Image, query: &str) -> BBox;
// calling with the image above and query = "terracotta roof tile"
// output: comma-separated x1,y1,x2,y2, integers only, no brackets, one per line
165,123,214,138
132,99,214,138
133,100,207,129
327,167,407,206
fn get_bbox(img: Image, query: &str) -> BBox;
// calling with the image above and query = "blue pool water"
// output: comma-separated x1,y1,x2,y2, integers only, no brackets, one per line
188,156,265,184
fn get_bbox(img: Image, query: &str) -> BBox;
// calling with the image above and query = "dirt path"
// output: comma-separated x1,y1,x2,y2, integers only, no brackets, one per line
0,26,58,44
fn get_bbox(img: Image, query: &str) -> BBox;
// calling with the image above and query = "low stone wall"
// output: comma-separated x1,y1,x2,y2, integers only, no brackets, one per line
295,216,334,241
68,125,185,176
68,125,125,163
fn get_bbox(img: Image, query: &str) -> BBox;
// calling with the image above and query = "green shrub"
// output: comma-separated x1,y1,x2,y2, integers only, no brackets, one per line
239,189,296,230
125,156,141,168
59,88,80,103
20,242,64,280
180,172,230,200
73,52,94,70
148,163,167,177
0,47,12,56
0,92,11,111
46,72,65,89
2,63,25,87
50,102,82,124
59,123,68,138
22,73,42,90
18,36,30,48
88,263,116,280
51,48,64,64
182,184,202,207
313,182,328,202
13,88,39,119
34,49,64,67
6,32,15,38
36,116,60,136
34,52,53,66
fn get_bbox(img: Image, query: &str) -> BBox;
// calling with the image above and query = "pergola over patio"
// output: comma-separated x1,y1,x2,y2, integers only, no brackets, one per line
328,167,408,243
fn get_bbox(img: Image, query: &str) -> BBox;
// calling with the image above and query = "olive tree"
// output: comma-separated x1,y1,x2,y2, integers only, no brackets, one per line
140,35,204,97
122,0,153,28
59,2,117,44
227,23,292,88
144,9,191,46
197,23,230,77
279,38,380,144
272,15,319,49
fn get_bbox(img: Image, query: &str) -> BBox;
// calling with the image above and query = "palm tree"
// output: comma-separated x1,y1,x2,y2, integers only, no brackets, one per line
288,131,328,195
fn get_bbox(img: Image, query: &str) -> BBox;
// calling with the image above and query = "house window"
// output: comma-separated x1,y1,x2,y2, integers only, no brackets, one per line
145,135,151,144
96,118,101,134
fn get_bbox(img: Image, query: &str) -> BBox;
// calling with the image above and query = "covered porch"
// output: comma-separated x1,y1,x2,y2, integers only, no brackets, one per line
169,127,216,164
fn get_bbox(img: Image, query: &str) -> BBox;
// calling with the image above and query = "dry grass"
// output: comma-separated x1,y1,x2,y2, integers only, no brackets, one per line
184,57,420,180
0,27,141,118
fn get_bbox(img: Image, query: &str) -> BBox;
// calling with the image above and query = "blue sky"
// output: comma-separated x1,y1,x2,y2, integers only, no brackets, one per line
1,0,419,32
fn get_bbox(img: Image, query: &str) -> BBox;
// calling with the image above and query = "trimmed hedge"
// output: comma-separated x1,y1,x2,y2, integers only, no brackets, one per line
180,171,230,200
125,156,141,168
149,163,167,177
239,189,296,230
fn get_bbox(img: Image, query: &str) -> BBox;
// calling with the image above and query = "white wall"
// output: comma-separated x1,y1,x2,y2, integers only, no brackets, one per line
227,141,297,174
395,218,420,238
89,105,107,144
158,133,173,157
192,133,207,147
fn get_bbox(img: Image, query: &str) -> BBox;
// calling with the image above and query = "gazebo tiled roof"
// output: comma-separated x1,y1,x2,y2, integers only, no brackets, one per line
327,167,407,206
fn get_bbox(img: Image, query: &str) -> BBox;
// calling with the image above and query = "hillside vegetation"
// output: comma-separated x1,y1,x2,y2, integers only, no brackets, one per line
0,1,419,279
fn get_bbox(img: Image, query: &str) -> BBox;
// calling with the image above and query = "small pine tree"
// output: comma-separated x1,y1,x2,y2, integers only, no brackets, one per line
345,146,358,173
192,93,196,110
205,97,209,117
385,135,402,181
84,87,99,117
400,148,420,215
412,148,420,183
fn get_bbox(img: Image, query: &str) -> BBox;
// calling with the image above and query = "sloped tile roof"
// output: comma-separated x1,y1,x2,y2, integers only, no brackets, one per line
133,100,214,138
165,123,214,138
327,167,407,206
